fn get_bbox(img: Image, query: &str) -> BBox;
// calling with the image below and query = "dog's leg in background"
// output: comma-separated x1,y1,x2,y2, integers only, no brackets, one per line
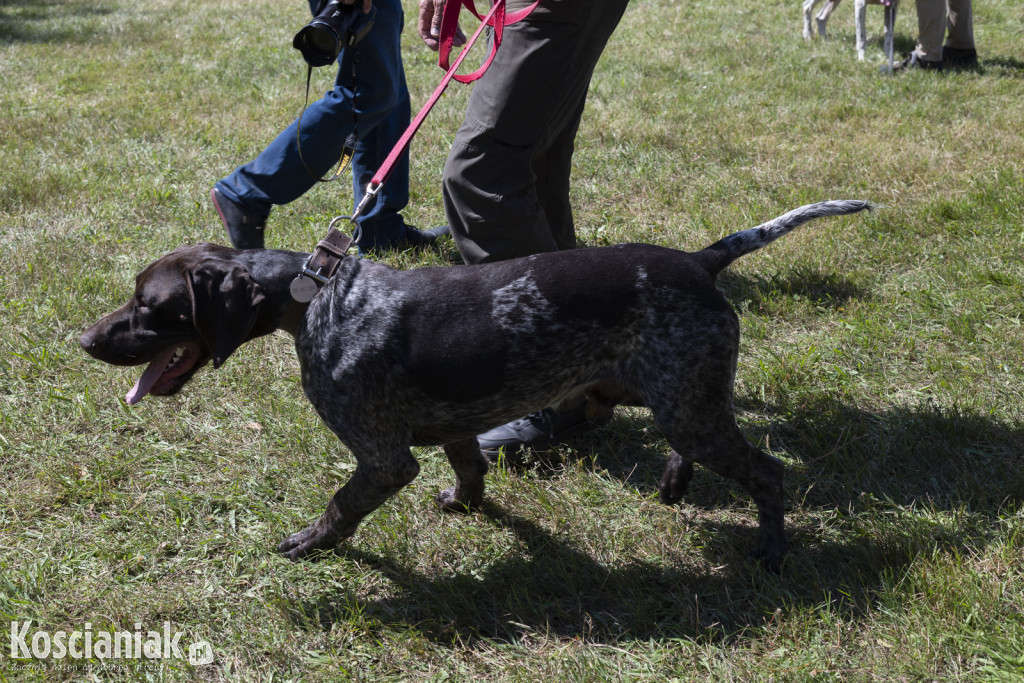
803,0,821,40
278,449,421,560
658,450,695,506
814,0,840,38
436,437,489,512
855,0,869,59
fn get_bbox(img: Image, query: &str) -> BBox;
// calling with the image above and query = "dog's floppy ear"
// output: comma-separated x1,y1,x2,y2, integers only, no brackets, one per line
185,259,266,369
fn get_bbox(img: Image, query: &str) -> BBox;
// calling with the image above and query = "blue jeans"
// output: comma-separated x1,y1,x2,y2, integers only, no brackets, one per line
215,0,410,251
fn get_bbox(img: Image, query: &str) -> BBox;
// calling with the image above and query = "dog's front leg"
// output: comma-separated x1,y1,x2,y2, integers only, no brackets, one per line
436,437,489,512
278,449,421,560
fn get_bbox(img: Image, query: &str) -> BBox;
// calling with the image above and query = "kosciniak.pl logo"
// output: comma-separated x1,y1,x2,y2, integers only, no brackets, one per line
9,621,214,666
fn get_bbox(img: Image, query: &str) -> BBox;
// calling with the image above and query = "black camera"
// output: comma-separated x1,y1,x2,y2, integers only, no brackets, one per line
293,0,376,67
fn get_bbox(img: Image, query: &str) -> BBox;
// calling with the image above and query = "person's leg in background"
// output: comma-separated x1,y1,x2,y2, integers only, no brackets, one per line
943,0,977,66
440,0,632,454
909,0,946,68
214,0,445,251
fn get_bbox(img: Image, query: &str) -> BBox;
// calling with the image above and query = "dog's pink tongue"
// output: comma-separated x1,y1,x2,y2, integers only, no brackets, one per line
125,347,178,405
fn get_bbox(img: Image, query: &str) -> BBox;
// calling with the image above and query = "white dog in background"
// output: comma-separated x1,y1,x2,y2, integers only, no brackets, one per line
803,0,898,69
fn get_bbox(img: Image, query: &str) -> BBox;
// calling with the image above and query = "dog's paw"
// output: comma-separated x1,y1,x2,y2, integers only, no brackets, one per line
434,486,481,513
277,524,341,561
658,452,693,505
751,537,788,574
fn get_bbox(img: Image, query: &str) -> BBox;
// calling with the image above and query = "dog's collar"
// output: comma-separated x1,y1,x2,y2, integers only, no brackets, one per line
289,227,354,303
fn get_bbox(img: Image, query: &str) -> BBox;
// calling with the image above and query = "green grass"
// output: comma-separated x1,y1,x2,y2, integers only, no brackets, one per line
2,0,1024,679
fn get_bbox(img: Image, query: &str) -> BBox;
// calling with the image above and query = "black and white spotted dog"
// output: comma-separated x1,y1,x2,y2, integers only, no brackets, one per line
80,200,871,572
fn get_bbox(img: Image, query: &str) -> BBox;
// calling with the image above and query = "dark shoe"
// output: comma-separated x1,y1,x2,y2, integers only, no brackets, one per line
892,52,943,73
357,224,451,255
477,405,604,459
943,46,978,67
402,224,450,248
211,188,269,249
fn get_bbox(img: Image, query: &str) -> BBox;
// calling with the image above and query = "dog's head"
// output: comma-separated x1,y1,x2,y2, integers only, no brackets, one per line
79,244,265,404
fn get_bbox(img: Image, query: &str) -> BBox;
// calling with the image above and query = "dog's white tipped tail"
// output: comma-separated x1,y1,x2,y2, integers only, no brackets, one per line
697,200,874,276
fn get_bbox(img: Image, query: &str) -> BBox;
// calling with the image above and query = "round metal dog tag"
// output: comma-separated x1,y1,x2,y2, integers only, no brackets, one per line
289,275,319,303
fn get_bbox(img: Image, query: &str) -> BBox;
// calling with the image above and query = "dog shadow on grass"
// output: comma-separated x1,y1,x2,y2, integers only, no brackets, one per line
298,399,1021,647
308,395,1020,646
718,267,871,311
325,507,782,645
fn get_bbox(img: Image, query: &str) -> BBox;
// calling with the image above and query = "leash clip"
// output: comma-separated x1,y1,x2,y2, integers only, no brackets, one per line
351,182,381,222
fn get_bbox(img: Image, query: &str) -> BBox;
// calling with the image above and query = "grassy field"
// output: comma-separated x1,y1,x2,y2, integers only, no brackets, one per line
2,0,1023,679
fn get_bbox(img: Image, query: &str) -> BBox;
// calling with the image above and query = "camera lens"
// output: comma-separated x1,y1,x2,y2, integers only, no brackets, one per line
306,26,338,55
294,22,341,67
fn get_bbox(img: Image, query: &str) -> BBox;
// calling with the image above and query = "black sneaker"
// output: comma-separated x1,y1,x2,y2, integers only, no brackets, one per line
211,188,269,249
943,46,978,67
477,405,604,460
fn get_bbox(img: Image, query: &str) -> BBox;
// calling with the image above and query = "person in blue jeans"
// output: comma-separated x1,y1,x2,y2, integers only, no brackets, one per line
212,0,448,253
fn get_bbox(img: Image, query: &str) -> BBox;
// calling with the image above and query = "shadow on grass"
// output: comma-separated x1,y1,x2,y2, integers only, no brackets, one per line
300,506,938,647
290,399,1021,647
0,0,114,45
585,397,1023,522
318,508,767,644
719,267,871,310
979,56,1024,77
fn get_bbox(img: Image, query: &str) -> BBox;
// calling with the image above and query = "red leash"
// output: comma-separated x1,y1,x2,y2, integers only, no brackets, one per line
351,0,540,219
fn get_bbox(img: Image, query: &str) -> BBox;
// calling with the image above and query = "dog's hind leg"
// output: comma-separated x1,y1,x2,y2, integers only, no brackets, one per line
699,434,787,573
278,448,421,560
648,343,788,571
658,417,788,572
436,437,489,512
815,0,840,38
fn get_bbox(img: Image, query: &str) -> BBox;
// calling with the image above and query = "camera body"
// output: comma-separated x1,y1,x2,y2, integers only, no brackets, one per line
293,0,376,67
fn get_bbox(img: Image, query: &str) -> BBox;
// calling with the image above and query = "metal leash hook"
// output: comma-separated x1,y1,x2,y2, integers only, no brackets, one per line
351,181,381,223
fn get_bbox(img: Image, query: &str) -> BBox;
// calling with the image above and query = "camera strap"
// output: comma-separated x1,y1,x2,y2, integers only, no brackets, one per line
296,64,358,184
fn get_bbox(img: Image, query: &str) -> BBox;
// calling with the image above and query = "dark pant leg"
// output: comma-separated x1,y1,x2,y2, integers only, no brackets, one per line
442,0,630,264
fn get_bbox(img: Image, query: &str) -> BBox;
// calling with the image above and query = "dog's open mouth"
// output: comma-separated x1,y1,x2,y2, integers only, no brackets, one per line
125,343,204,405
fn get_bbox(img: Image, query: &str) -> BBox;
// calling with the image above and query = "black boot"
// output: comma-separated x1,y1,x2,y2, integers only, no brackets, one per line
211,188,269,249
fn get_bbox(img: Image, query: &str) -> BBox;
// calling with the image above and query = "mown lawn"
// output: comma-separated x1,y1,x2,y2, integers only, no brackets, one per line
1,0,1022,679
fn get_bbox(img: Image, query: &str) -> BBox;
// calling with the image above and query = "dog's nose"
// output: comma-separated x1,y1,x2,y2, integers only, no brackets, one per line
79,327,103,355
